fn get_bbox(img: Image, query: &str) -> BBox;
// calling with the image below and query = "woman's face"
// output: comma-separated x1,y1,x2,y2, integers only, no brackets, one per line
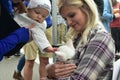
60,6,87,31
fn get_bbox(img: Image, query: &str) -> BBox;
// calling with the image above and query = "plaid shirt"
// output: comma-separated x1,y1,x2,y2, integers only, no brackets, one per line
60,25,115,80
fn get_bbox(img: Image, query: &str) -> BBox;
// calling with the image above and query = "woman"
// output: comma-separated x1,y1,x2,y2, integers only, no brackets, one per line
102,0,114,32
47,0,115,80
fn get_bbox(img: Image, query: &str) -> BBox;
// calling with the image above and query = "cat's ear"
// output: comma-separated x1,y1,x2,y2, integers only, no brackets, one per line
65,39,75,50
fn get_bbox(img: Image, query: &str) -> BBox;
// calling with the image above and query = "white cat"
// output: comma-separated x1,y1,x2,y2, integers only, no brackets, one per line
55,39,75,62
46,39,75,73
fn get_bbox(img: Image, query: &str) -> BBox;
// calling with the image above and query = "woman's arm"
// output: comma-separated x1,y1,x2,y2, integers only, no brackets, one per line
102,0,113,22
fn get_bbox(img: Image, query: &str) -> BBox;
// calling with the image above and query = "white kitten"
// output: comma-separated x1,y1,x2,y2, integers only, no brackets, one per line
55,39,75,62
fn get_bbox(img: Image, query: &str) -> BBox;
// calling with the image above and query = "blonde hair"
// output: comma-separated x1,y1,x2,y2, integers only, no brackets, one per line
58,0,101,45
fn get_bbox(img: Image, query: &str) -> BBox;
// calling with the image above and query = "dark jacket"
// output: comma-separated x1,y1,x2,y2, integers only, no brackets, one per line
94,0,104,16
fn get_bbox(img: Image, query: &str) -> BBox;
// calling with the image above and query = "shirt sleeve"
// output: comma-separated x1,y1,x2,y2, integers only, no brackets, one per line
102,0,113,22
31,27,51,53
70,33,115,80
0,27,29,61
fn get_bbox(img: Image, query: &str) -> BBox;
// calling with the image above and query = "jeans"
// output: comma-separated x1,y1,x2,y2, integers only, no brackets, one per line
17,54,25,71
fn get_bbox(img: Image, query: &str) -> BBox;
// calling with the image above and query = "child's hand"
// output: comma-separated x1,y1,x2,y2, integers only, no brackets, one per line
25,23,35,29
44,46,57,53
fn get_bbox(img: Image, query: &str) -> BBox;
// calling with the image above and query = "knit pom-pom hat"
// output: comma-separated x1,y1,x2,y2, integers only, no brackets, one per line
27,0,51,14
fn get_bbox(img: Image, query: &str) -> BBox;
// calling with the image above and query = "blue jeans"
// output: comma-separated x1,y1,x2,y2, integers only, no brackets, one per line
17,54,25,71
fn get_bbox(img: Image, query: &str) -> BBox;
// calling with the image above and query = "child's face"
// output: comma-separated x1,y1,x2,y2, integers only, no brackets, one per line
27,7,49,23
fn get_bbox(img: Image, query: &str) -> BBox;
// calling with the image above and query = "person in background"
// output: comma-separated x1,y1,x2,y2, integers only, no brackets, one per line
0,0,14,16
46,0,115,80
12,0,27,14
110,0,120,54
102,0,114,32
23,0,29,7
94,0,104,18
13,55,25,80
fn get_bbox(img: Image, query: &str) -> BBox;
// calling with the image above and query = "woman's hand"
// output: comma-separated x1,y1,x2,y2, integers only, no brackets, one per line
46,62,76,79
25,24,35,41
28,30,33,41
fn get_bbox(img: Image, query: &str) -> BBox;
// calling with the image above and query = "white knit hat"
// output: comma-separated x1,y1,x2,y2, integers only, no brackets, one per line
27,0,51,13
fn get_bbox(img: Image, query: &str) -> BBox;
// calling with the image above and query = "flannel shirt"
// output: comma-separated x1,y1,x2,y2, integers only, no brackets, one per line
60,24,115,80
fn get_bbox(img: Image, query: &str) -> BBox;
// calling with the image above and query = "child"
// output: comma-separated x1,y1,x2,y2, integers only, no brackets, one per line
14,0,57,79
